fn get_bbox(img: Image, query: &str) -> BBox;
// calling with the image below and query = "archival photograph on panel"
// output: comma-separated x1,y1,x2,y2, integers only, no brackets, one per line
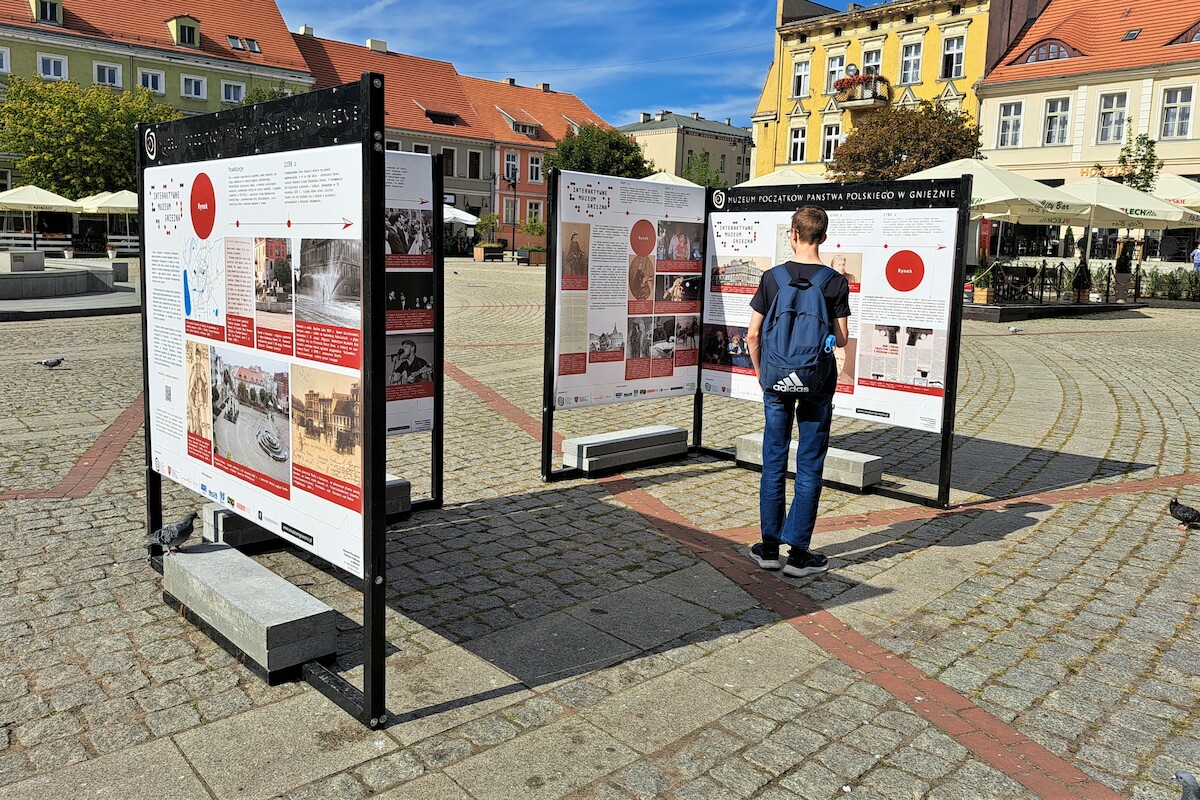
386,333,435,386
385,208,433,256
209,346,292,484
295,238,363,329
254,237,294,331
186,341,212,443
291,365,362,487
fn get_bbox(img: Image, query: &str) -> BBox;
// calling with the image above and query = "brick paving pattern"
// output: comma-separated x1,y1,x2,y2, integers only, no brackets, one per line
0,258,1196,799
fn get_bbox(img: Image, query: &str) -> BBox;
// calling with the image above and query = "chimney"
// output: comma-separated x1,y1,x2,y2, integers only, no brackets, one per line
656,109,671,121
503,77,517,86
725,118,731,125
640,112,651,123
297,24,314,36
691,112,701,119
366,38,387,52
536,82,551,92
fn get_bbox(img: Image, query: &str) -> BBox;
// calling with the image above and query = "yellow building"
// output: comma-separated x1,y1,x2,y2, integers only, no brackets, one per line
752,0,991,177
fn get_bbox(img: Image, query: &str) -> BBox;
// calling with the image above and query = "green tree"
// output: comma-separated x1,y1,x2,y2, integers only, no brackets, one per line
681,151,724,188
0,76,181,196
1114,130,1164,192
272,257,292,289
543,123,654,179
235,84,300,107
237,382,249,403
828,101,981,182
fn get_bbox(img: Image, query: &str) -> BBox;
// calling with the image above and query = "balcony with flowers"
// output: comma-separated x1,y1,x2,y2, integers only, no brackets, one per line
834,74,891,110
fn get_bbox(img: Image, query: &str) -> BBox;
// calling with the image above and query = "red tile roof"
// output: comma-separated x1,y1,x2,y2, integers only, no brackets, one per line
458,76,609,148
983,0,1200,85
0,0,308,72
292,34,490,139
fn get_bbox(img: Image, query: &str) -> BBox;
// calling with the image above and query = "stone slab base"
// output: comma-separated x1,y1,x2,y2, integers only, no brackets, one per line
735,433,883,491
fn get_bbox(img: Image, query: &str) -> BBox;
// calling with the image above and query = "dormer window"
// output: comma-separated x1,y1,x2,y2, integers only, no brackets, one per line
1019,39,1079,63
36,0,60,23
167,16,200,48
1168,20,1200,44
513,122,537,135
426,112,457,126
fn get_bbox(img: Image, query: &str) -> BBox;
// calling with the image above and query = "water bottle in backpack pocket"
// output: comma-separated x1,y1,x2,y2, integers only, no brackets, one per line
758,265,837,394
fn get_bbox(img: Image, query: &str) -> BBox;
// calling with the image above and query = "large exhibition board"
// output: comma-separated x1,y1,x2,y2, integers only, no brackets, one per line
143,140,368,576
703,180,967,433
552,170,707,409
383,151,436,436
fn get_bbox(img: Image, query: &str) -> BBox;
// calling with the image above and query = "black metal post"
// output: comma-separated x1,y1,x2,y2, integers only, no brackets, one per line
427,158,445,510
359,72,387,730
135,123,162,540
936,174,973,509
507,173,518,260
541,170,560,481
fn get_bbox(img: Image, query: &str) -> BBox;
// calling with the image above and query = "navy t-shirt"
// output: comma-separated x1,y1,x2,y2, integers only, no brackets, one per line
750,262,852,319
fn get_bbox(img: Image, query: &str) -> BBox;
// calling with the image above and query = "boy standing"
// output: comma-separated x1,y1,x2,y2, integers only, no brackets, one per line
745,206,850,577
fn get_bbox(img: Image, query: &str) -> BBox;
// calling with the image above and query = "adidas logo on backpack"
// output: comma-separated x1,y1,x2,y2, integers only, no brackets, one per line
772,372,810,392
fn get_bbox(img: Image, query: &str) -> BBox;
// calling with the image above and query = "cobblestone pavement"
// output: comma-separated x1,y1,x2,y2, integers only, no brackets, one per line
0,257,1197,800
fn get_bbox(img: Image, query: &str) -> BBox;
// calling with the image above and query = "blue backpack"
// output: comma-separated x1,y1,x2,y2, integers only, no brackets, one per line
758,264,836,394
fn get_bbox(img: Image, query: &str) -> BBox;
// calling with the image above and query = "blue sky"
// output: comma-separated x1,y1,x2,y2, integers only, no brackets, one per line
273,0,841,128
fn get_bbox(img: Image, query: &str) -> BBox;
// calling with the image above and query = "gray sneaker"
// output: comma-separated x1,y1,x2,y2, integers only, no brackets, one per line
783,549,829,577
749,542,782,570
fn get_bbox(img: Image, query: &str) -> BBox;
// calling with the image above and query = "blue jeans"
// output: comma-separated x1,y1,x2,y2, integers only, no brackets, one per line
760,390,833,551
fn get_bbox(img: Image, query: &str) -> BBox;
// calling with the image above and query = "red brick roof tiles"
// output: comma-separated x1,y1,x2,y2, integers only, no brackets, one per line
292,34,490,139
458,75,609,147
983,0,1200,85
0,0,309,72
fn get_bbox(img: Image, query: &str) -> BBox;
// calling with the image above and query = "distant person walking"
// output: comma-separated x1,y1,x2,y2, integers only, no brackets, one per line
1191,242,1200,271
745,206,849,578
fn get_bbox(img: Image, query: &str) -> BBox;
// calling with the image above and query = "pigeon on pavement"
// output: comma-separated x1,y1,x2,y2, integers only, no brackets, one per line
1176,771,1199,800
35,357,64,368
1008,326,1022,334
146,512,199,554
1169,498,1200,531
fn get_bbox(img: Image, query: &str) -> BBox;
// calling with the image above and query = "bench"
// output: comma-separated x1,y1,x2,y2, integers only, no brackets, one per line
516,249,531,265
562,425,688,474
482,248,505,262
735,433,883,492
162,543,336,683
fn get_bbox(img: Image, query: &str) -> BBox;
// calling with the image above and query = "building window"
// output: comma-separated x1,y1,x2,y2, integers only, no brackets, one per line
900,43,922,84
222,81,244,103
0,169,9,192
1121,29,1140,41
529,154,543,183
38,0,58,22
139,69,164,94
1161,87,1192,139
504,151,518,180
227,35,244,50
181,75,206,100
1023,40,1074,63
793,61,809,96
385,141,400,151
38,54,66,80
998,102,1022,147
719,154,726,170
863,49,881,75
94,62,121,87
178,24,197,45
245,38,260,53
527,200,542,223
502,198,517,226
1044,98,1070,145
412,143,430,154
941,36,964,79
822,124,840,162
0,47,9,74
442,147,455,177
468,150,481,180
1098,92,1126,143
826,55,844,93
789,127,807,163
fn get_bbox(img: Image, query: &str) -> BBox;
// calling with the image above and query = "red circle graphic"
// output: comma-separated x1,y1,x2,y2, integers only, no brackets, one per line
629,219,656,257
885,249,924,292
190,173,216,240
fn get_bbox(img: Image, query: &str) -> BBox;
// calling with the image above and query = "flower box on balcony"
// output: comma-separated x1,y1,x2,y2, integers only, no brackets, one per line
834,75,892,109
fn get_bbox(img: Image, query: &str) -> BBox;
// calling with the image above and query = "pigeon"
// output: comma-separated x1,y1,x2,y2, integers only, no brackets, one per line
1007,326,1022,334
146,512,199,554
36,357,64,368
1177,771,1199,800
1169,498,1200,531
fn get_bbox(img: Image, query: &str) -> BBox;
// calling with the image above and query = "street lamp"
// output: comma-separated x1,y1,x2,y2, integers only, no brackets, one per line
504,168,518,260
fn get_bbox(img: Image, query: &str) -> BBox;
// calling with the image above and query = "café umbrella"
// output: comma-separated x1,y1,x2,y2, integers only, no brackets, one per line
736,167,827,187
642,171,702,187
899,159,1090,224
1148,173,1200,211
0,185,81,249
1058,176,1200,230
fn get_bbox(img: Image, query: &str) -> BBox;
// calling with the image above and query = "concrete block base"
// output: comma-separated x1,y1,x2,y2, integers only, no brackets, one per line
735,433,883,492
386,473,412,518
563,426,688,474
201,502,277,547
163,543,335,675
